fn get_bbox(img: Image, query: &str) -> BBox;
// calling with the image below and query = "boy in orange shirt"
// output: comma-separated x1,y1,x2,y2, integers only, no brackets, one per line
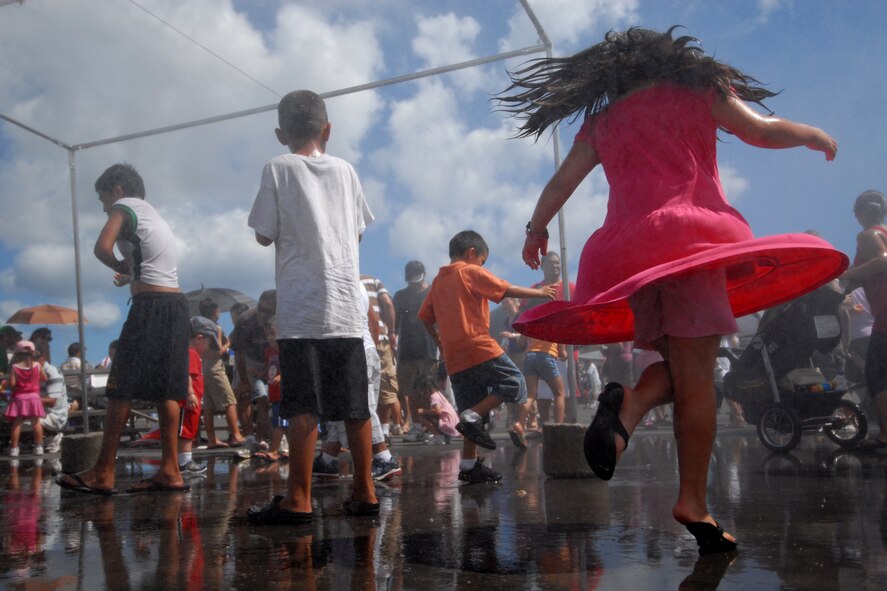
418,230,556,483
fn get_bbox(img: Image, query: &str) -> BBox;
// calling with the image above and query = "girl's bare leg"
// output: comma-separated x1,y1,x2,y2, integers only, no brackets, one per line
608,358,675,466
512,375,539,436
32,419,43,445
9,417,22,449
666,335,736,542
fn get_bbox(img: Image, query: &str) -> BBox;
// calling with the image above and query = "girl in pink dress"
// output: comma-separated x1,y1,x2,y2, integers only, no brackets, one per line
499,27,842,555
5,340,47,456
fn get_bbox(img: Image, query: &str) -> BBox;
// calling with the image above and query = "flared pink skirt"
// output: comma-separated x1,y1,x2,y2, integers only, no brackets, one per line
4,393,46,419
514,233,849,345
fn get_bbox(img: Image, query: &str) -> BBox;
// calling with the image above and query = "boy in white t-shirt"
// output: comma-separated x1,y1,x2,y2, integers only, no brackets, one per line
247,90,377,525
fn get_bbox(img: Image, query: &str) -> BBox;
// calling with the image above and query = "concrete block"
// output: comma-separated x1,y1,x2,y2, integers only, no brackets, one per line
542,423,595,479
60,432,104,474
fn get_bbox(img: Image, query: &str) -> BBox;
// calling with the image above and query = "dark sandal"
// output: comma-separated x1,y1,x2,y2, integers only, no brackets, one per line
685,521,738,555
55,473,117,496
584,382,630,480
341,499,380,517
247,495,314,526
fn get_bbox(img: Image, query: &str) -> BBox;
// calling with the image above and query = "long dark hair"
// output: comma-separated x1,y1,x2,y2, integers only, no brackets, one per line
496,26,777,140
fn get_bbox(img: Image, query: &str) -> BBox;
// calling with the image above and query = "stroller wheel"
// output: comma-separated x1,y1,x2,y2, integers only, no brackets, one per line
757,403,801,453
825,400,868,448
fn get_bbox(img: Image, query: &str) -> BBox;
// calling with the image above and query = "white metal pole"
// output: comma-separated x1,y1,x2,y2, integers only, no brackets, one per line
68,149,90,433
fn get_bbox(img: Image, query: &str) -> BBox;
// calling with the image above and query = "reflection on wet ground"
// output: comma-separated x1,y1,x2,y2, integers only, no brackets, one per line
1,426,886,590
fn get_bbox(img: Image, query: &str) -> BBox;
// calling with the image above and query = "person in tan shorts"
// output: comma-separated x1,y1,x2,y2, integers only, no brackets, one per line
198,298,245,448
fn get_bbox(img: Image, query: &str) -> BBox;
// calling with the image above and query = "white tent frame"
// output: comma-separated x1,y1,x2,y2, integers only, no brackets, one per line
0,0,581,430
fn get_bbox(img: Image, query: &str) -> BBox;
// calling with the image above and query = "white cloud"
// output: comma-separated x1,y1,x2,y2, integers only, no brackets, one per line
82,300,123,329
502,0,640,53
412,13,485,92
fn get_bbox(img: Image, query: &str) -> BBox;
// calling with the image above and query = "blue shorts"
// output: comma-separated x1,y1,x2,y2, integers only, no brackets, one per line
270,402,289,429
523,351,560,381
449,354,527,413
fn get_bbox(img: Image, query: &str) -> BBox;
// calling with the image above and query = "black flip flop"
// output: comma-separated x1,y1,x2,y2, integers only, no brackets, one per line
247,495,314,526
55,473,117,496
584,382,630,480
685,521,738,555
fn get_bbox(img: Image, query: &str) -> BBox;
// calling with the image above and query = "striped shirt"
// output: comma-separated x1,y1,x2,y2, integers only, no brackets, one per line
360,275,390,344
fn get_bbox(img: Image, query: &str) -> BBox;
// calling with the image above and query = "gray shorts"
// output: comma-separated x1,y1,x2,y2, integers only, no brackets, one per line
449,354,527,413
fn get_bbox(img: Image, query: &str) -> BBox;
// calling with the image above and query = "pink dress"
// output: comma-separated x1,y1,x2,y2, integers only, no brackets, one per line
515,83,847,345
5,364,45,419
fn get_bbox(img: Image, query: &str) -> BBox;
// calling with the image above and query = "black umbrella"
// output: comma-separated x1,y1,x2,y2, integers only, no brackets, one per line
184,287,256,316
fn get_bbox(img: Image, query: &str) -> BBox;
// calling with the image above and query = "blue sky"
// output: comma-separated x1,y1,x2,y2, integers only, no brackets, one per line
1,0,884,364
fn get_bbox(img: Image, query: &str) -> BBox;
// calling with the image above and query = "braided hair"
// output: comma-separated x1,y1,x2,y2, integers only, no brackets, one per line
496,26,777,140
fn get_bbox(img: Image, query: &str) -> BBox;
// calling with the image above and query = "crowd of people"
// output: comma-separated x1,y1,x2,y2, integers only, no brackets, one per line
3,25,879,561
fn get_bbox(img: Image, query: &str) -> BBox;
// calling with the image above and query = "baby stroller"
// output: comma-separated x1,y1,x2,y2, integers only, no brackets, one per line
722,284,867,453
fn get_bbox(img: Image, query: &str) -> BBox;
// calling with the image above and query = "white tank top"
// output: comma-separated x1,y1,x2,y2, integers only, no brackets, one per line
112,197,179,289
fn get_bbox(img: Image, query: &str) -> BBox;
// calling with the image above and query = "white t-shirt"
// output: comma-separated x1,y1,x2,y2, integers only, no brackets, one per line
248,153,374,339
112,197,179,288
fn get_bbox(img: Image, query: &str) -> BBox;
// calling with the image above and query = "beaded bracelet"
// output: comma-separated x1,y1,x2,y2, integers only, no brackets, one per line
525,221,549,239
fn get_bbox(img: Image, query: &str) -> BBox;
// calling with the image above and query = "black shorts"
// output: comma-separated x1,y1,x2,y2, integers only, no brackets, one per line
106,293,189,403
865,332,887,396
278,338,369,421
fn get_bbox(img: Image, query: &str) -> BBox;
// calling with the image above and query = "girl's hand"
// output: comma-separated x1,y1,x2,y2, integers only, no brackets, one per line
522,234,548,270
186,393,199,411
808,129,837,161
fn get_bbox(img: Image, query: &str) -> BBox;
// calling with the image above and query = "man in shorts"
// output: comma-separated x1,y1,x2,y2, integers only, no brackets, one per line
56,162,190,495
393,260,439,438
230,290,276,450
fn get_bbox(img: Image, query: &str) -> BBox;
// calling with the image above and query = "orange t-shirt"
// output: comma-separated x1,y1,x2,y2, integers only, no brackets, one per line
418,262,509,374
526,337,558,357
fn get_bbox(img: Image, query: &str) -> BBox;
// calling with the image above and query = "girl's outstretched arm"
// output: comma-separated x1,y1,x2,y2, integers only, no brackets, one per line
523,141,600,269
712,94,837,160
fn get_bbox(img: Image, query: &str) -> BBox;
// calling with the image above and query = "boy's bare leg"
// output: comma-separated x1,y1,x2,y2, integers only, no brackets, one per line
344,418,378,505
283,414,318,513
62,398,131,490
155,399,184,487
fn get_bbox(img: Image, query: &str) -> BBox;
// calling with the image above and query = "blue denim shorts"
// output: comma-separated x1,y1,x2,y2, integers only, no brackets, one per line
449,354,527,413
523,351,560,380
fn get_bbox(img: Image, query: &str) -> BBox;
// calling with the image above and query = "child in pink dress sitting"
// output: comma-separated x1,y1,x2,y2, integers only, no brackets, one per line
414,377,460,444
5,341,47,456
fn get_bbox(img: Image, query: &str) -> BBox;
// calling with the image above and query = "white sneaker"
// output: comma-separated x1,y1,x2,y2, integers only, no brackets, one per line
9,447,19,457
44,432,63,453
33,445,44,455
279,435,289,455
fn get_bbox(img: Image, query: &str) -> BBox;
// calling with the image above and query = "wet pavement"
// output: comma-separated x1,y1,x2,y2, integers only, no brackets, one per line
1,418,886,590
